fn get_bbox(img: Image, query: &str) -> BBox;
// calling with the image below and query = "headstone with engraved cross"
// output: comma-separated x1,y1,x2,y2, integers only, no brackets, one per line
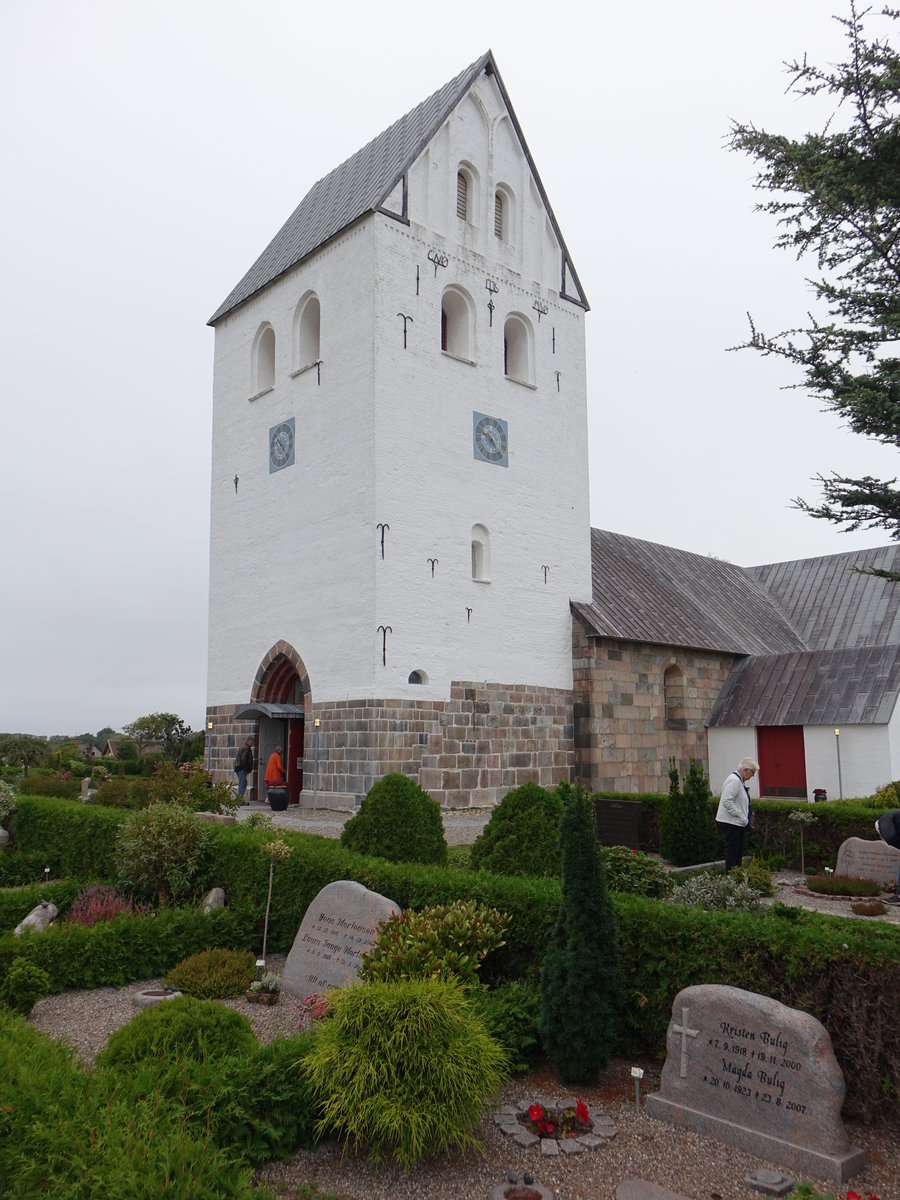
645,985,864,1185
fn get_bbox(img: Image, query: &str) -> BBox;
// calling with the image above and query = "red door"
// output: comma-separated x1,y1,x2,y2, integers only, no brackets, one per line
756,726,807,797
286,716,304,805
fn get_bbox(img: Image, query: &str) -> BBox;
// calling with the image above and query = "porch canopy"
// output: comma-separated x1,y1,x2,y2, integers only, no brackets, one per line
232,703,305,721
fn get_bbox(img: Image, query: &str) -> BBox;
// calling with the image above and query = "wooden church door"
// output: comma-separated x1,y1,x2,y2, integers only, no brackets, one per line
757,726,807,797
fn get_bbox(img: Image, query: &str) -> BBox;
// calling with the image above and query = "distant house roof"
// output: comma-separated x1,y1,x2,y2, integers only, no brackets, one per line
571,529,806,655
208,51,588,325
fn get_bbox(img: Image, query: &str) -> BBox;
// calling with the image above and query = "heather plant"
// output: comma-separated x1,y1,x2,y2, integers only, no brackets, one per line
360,899,508,986
671,870,766,912
600,845,671,898
63,884,146,927
301,977,507,1166
164,948,257,999
340,772,447,866
540,782,625,1083
114,802,208,904
469,781,563,877
0,959,52,1015
659,758,720,866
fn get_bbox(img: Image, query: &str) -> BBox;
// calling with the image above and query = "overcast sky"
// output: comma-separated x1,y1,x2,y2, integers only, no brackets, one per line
2,1,895,738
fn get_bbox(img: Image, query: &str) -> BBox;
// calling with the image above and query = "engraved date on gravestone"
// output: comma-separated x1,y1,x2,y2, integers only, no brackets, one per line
702,1022,808,1116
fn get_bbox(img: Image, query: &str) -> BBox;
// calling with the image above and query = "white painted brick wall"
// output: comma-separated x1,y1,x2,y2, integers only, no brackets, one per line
207,70,592,709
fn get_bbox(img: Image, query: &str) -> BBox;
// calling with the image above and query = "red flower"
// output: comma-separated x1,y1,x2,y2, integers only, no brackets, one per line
528,1103,543,1123
576,1099,590,1124
845,1193,861,1200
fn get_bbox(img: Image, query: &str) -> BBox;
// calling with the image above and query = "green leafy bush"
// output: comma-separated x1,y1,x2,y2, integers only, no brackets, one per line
871,780,900,808
731,858,774,896
164,947,256,998
0,1010,265,1200
0,959,52,1014
806,873,881,897
0,849,57,888
671,870,766,912
469,782,562,876
301,977,507,1166
148,760,239,815
115,802,208,904
540,783,624,1083
360,899,508,986
98,995,256,1070
601,845,671,897
94,778,146,809
659,758,720,866
339,773,447,866
17,772,82,799
0,779,16,826
469,979,541,1073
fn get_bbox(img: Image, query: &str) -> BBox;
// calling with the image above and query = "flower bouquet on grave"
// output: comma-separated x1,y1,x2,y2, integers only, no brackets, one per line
524,1099,592,1139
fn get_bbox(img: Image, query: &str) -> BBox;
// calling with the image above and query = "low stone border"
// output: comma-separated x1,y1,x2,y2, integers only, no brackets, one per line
493,1096,617,1155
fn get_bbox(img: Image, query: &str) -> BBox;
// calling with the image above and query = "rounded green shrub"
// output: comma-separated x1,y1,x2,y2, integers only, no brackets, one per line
601,845,671,897
164,947,256,998
0,959,52,1015
98,995,256,1071
470,781,563,877
301,977,508,1166
339,773,447,866
360,899,508,986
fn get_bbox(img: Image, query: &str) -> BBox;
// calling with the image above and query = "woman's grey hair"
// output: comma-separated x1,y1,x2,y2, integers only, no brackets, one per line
738,757,760,772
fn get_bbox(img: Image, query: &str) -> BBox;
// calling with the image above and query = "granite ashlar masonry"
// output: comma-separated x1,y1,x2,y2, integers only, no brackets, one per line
572,625,735,793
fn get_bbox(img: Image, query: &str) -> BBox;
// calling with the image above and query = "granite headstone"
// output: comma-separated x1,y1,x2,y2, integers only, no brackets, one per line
834,836,900,888
282,880,400,995
645,985,864,1184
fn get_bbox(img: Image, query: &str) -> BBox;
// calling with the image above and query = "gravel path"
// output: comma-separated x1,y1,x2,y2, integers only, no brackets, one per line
24,809,899,1198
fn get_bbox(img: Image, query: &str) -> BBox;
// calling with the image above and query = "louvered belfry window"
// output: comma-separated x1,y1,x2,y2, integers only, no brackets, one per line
494,191,503,238
456,172,467,220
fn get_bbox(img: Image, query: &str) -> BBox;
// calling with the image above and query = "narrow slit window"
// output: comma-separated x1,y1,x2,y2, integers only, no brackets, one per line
456,172,468,220
494,191,504,238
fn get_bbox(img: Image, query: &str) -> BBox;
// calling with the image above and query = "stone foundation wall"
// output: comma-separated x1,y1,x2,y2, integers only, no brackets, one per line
207,679,575,808
572,624,735,793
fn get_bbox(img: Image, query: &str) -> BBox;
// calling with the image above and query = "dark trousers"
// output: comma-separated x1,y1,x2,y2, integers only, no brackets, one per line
717,821,745,873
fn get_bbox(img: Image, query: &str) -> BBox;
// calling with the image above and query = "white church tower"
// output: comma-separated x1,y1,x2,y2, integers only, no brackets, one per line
206,52,592,807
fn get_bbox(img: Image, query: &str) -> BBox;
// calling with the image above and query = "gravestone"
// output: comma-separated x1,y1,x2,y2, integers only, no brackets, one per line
14,901,58,936
645,985,864,1184
282,880,399,995
595,799,644,850
834,836,900,888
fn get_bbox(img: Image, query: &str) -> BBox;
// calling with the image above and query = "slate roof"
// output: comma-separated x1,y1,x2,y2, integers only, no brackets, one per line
570,528,806,656
209,51,588,325
573,530,900,727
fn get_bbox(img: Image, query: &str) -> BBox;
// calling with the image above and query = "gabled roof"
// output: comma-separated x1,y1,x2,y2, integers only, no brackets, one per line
707,644,900,728
208,51,588,325
571,529,806,655
747,545,900,650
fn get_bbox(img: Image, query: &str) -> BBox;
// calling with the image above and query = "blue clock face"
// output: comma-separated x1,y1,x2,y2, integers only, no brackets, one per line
269,418,295,473
472,412,508,467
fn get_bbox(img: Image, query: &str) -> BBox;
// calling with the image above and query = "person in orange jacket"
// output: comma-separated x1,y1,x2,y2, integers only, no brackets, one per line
264,747,286,791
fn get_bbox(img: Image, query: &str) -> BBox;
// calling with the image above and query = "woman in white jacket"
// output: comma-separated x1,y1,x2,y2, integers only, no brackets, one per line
715,757,759,874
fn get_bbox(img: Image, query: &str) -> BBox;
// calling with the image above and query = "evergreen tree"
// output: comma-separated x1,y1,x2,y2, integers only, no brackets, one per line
659,758,719,867
539,783,624,1084
729,4,900,550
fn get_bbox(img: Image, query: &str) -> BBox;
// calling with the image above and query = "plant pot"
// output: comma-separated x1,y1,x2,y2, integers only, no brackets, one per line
246,989,280,1005
267,786,289,811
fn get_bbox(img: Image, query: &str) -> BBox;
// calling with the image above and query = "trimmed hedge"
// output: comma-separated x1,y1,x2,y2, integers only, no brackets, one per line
0,881,81,932
12,795,126,879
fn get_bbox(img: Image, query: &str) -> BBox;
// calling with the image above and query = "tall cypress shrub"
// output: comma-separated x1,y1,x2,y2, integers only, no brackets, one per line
539,783,624,1083
659,758,719,866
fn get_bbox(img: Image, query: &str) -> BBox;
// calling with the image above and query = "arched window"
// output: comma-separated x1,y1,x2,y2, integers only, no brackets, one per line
408,669,428,685
503,314,532,384
494,184,515,243
252,323,276,395
663,665,686,730
456,170,468,220
294,294,320,369
471,523,491,582
441,287,472,359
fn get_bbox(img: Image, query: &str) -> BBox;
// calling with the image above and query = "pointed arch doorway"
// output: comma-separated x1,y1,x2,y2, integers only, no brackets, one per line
234,646,309,805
